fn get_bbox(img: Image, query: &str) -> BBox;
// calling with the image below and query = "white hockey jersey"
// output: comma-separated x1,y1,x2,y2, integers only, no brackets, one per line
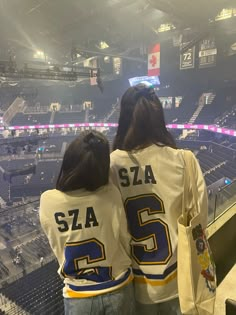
39,184,133,298
110,145,208,304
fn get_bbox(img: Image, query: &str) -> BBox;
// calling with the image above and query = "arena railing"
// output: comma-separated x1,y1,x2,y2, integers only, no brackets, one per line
211,180,236,222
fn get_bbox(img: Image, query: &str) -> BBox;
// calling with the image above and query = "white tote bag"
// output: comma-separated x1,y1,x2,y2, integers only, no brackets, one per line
177,151,216,315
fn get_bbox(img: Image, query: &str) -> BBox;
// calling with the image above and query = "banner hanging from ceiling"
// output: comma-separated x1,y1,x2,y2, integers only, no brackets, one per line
148,43,160,76
180,43,196,70
198,37,217,68
113,57,122,75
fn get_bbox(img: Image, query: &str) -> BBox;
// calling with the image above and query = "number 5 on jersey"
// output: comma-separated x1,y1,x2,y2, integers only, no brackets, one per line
125,194,172,265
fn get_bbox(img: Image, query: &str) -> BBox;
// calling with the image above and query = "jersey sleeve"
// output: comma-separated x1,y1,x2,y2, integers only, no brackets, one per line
119,201,132,257
110,153,120,189
39,192,48,232
39,191,53,241
186,151,208,228
112,186,131,256
110,154,131,254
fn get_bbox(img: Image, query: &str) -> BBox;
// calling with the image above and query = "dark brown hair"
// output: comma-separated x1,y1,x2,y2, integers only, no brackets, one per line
113,84,176,151
56,130,110,192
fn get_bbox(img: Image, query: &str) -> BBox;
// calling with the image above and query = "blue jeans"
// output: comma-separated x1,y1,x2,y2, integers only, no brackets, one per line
64,283,135,315
136,298,182,315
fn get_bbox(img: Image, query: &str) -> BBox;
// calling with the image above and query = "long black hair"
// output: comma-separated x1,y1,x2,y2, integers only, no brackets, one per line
113,84,176,151
56,130,110,192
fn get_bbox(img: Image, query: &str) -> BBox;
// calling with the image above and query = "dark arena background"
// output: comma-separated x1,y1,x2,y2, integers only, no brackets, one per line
0,0,236,314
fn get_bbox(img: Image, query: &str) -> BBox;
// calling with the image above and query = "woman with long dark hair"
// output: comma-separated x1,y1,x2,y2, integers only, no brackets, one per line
110,84,208,315
40,130,135,315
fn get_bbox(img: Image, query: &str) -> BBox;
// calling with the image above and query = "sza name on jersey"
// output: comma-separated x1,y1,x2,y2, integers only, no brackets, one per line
54,207,99,232
118,165,156,187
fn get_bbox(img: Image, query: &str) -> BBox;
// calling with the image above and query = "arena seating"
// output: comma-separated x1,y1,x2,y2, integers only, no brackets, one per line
1,135,236,203
1,260,64,315
20,235,52,262
53,111,85,124
164,91,202,124
0,172,10,201
0,129,235,315
103,93,199,125
195,88,236,125
8,160,61,199
0,159,36,201
0,213,37,242
215,105,236,129
24,104,49,113
10,112,52,126
0,262,9,281
108,106,120,123
0,89,17,112
0,228,53,282
9,109,87,126
177,140,236,186
8,97,118,126
89,98,117,122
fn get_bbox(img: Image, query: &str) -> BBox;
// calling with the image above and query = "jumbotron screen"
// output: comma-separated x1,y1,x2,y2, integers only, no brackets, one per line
128,76,160,87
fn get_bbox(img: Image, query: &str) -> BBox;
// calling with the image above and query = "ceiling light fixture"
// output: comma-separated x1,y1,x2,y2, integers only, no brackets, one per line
99,41,109,49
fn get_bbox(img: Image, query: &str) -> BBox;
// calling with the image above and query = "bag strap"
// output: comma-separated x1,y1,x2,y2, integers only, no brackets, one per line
183,150,199,225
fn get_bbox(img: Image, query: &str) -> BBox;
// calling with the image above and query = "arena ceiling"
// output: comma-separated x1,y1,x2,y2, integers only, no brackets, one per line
0,0,235,65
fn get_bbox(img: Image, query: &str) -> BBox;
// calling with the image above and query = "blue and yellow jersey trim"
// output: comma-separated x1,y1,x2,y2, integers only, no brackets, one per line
63,268,133,298
133,262,177,286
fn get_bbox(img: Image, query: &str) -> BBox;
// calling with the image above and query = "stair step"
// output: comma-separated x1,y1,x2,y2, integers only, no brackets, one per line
0,294,30,315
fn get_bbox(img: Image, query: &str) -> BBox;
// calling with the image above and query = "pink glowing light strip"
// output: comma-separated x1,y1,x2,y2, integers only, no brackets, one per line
0,123,236,137
166,124,236,137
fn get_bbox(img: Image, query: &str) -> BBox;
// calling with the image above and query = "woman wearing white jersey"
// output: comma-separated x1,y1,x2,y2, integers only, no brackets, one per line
40,130,135,315
110,84,208,315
